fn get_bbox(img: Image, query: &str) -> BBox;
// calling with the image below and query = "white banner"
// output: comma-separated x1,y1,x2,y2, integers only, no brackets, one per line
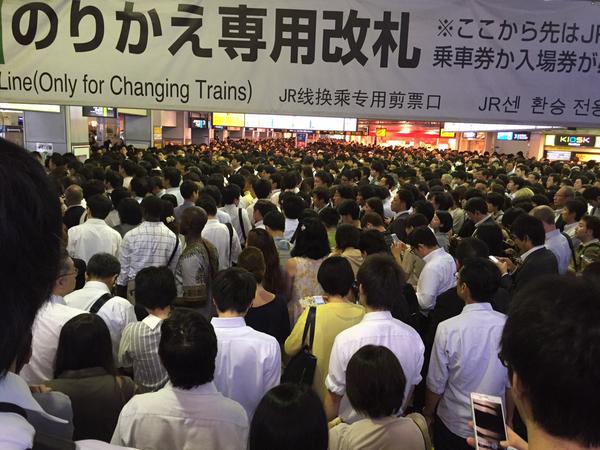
0,0,599,125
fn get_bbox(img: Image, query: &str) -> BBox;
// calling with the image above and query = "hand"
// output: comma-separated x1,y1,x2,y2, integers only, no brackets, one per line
29,385,51,394
495,257,515,275
466,422,528,450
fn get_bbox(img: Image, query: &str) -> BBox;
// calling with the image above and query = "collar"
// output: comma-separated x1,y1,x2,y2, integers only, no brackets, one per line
362,311,393,321
210,317,246,328
83,281,111,293
157,189,167,197
546,229,561,239
462,302,493,313
206,218,220,224
582,238,600,247
84,218,106,225
564,222,578,232
520,245,545,261
394,208,411,218
0,373,67,423
474,214,492,227
49,294,66,306
423,247,445,263
166,381,219,395
183,200,195,207
66,204,83,210
142,314,163,330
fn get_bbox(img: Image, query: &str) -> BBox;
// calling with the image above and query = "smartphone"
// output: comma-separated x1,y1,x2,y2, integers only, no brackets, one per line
313,296,325,305
471,393,507,450
391,233,401,244
489,256,499,263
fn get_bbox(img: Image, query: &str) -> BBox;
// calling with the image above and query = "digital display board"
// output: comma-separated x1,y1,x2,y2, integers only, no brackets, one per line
496,132,513,141
82,106,117,118
190,118,207,129
212,112,245,127
556,135,596,148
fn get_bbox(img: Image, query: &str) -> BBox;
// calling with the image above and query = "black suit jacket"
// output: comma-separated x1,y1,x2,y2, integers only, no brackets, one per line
63,206,85,229
388,211,410,241
472,216,496,237
501,247,558,297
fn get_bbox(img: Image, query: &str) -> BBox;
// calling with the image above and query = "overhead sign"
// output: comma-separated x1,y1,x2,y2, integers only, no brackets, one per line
0,1,599,125
556,135,596,148
82,106,117,118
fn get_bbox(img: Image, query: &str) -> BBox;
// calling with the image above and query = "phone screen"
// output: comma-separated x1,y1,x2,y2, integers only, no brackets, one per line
313,296,325,305
391,233,401,244
489,256,499,263
471,393,507,450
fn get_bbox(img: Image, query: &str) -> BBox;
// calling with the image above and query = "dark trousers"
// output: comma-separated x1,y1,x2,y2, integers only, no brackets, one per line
434,415,471,450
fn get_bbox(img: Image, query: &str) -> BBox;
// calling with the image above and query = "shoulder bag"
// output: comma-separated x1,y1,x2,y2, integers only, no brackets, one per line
282,306,317,385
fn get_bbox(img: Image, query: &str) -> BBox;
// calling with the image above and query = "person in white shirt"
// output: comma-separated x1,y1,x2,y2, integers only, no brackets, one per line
407,226,457,313
163,167,184,206
198,195,242,269
65,253,136,358
281,193,304,241
211,267,281,419
252,200,277,231
67,194,122,264
424,258,511,450
324,254,425,423
561,198,587,250
112,308,248,450
21,253,84,385
220,184,252,247
116,196,181,292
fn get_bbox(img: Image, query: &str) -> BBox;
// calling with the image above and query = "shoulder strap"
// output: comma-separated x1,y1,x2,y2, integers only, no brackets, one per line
167,233,179,267
225,222,234,261
238,208,246,242
561,232,577,271
0,401,27,419
90,293,113,314
301,306,317,351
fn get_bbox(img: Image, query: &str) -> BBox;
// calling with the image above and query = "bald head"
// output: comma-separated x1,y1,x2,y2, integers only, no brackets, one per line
64,184,83,207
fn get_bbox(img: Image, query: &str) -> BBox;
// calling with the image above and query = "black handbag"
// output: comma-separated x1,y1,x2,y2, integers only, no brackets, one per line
282,306,317,385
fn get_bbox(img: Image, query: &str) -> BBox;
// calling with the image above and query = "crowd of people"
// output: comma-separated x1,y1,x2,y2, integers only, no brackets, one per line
2,136,600,450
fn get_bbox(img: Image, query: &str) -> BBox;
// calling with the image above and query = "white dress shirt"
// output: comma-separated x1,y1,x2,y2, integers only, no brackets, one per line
563,222,581,249
416,248,457,312
0,372,68,450
217,209,233,225
105,209,121,228
284,218,299,241
64,281,137,357
545,229,571,275
117,221,181,286
220,204,252,246
211,317,281,418
326,311,425,422
383,196,394,219
111,382,248,450
427,303,509,438
202,218,242,269
20,296,84,385
67,218,122,264
165,187,184,206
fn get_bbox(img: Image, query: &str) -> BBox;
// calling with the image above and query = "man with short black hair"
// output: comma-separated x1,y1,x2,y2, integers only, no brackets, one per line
571,215,600,272
118,266,175,392
65,253,136,357
117,196,181,299
424,258,510,450
211,268,281,418
112,309,248,448
220,184,251,247
464,197,494,237
338,199,361,228
174,180,199,223
264,210,292,268
199,195,242,269
497,215,558,296
324,254,424,423
497,276,600,450
407,227,456,314
67,193,122,264
388,189,414,241
252,199,277,229
281,193,304,240
562,198,588,248
163,167,183,205
312,186,331,213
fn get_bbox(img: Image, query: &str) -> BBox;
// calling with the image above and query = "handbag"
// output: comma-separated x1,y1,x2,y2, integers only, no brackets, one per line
282,306,317,385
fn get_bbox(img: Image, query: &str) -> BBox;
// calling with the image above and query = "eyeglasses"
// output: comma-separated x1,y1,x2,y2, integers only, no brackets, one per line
57,268,79,279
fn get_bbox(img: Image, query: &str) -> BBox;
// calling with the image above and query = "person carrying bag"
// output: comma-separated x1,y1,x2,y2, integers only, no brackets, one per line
282,306,317,385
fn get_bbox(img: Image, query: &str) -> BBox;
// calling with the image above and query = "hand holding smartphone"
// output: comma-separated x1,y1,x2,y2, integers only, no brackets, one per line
471,393,507,450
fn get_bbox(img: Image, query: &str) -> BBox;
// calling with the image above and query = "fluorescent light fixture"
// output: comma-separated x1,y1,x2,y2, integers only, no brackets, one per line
443,122,561,132
0,103,61,113
244,114,358,132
